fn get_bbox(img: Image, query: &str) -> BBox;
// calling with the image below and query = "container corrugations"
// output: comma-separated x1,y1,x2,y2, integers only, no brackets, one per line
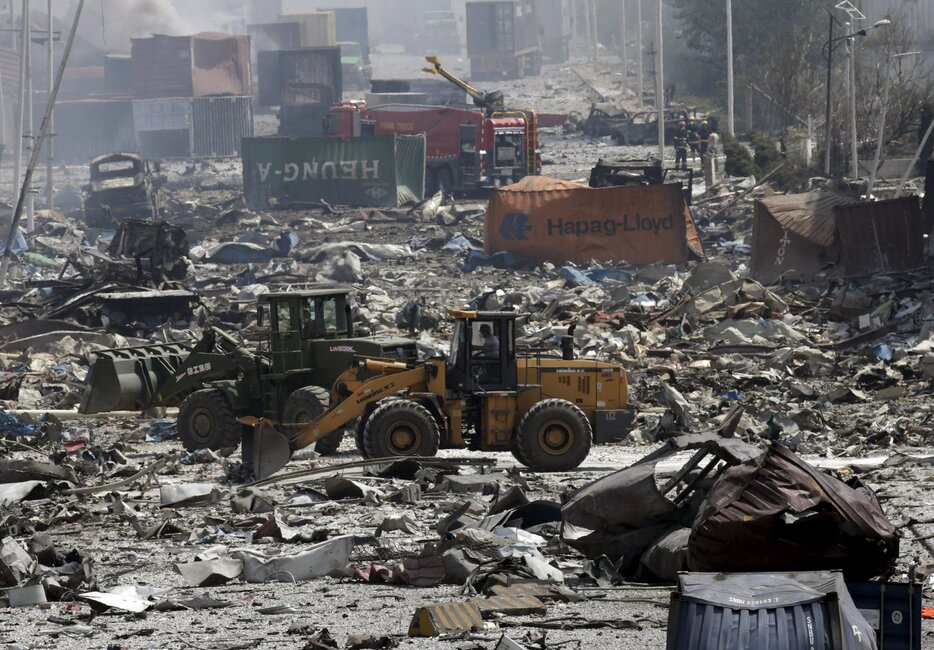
535,0,570,62
278,12,337,47
132,98,193,132
668,595,835,649
248,21,302,53
466,1,539,55
53,99,137,162
258,47,342,108
192,96,254,157
131,35,195,99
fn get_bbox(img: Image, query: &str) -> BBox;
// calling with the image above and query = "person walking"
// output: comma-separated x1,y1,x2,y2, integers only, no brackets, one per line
673,121,689,170
698,120,711,156
686,117,700,161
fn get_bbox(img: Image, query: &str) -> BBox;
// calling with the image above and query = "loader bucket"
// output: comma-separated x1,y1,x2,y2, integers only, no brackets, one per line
80,342,192,414
241,416,292,481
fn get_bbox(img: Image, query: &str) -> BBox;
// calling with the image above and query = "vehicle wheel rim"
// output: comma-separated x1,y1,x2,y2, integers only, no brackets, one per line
387,421,420,454
539,419,573,456
190,408,215,443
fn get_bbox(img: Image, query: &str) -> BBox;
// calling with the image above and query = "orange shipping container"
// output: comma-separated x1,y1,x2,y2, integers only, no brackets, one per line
484,176,700,265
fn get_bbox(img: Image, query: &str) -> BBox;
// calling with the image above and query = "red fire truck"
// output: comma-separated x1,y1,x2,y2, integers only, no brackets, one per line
325,58,540,195
325,102,540,195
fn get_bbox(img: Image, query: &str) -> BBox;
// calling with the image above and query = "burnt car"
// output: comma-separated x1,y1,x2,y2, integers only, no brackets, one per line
84,152,158,228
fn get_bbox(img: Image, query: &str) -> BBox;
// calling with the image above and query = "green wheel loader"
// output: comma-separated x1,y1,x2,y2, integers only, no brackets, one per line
80,288,417,455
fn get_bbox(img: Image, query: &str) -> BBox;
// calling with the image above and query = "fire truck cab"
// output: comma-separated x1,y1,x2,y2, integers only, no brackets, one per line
325,101,540,195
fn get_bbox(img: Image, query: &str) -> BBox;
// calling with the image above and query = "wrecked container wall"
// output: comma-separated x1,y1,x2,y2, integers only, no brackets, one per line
242,134,425,209
132,33,252,100
258,47,342,111
751,192,851,284
131,35,194,99
536,0,571,62
133,98,193,159
103,55,134,94
847,581,923,650
484,177,692,266
924,156,934,232
53,99,137,163
834,196,925,276
279,12,337,47
326,7,370,62
192,96,254,157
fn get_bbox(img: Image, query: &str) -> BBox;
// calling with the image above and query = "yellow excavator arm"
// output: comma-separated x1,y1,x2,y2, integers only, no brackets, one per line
243,358,438,479
422,55,504,113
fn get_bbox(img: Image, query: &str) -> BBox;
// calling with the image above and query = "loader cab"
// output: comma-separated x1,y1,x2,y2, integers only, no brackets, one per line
446,311,517,391
258,289,354,374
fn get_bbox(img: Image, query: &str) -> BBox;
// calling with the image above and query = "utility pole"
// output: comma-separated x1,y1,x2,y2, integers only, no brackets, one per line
45,0,52,208
582,0,592,55
0,0,84,286
12,0,27,240
24,0,33,232
590,0,598,64
635,0,643,108
824,14,834,176
619,0,627,74
655,0,664,163
848,32,858,179
726,0,734,135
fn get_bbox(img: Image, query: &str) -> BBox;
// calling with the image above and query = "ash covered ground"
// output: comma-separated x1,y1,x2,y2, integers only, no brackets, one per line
0,52,932,650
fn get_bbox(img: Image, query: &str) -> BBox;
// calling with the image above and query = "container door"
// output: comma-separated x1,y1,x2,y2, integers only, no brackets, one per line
458,124,479,185
270,301,302,374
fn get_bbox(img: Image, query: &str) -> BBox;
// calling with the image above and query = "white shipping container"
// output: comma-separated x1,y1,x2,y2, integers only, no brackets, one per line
132,98,193,132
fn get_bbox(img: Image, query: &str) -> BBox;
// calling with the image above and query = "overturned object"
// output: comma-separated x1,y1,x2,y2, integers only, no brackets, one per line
668,571,876,650
688,443,898,579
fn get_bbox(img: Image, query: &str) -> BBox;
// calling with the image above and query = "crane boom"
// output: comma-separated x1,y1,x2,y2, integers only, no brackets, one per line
422,55,504,114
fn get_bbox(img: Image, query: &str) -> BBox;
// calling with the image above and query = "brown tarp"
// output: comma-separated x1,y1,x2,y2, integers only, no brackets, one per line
687,443,898,579
484,176,703,266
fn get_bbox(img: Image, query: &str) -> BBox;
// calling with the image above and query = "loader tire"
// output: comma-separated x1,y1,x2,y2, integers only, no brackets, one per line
282,386,343,456
363,400,439,459
514,399,592,472
178,389,242,452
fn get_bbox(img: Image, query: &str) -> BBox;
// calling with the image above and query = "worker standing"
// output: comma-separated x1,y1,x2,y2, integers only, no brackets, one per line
686,117,700,161
698,120,711,157
673,121,689,170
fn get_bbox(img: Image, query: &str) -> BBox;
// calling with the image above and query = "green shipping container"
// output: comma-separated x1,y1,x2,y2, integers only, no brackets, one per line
242,134,426,209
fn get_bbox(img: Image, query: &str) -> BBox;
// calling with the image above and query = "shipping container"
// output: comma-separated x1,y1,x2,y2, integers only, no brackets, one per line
535,0,570,63
407,10,461,55
847,581,922,650
133,96,253,159
248,21,302,55
52,99,137,163
104,55,134,94
322,7,370,63
278,12,337,47
131,33,252,100
257,47,342,107
241,134,425,208
466,1,542,80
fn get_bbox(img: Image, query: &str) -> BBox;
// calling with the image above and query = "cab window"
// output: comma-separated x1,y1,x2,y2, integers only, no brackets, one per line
276,303,292,333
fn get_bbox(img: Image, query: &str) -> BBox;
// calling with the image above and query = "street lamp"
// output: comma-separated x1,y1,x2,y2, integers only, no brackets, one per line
866,50,923,197
823,17,890,176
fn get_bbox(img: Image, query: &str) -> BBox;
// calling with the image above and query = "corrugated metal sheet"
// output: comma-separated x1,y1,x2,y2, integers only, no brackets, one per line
192,96,254,157
325,7,370,62
257,47,342,108
131,35,195,99
133,98,193,132
834,196,925,275
53,99,137,163
755,191,853,247
848,581,922,650
466,1,539,55
248,21,302,53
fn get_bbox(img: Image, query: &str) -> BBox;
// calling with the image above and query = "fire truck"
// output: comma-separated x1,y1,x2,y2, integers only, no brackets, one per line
324,57,540,195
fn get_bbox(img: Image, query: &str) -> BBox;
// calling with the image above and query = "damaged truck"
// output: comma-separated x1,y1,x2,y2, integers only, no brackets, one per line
84,152,160,228
80,288,417,455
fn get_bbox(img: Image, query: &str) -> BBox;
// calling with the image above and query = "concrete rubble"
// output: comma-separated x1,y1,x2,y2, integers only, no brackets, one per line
0,18,931,650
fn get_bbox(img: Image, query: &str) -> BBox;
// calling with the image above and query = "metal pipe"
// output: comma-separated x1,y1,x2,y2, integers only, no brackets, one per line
655,0,664,163
726,0,734,135
45,0,52,208
0,0,85,286
635,0,643,108
895,117,934,196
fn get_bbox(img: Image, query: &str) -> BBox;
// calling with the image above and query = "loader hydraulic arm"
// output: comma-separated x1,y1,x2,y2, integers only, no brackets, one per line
422,55,504,114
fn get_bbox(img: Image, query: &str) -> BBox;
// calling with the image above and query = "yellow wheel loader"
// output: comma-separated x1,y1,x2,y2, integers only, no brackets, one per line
246,310,634,480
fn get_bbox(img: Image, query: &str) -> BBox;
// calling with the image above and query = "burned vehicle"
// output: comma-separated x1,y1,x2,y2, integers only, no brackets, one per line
84,152,159,228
